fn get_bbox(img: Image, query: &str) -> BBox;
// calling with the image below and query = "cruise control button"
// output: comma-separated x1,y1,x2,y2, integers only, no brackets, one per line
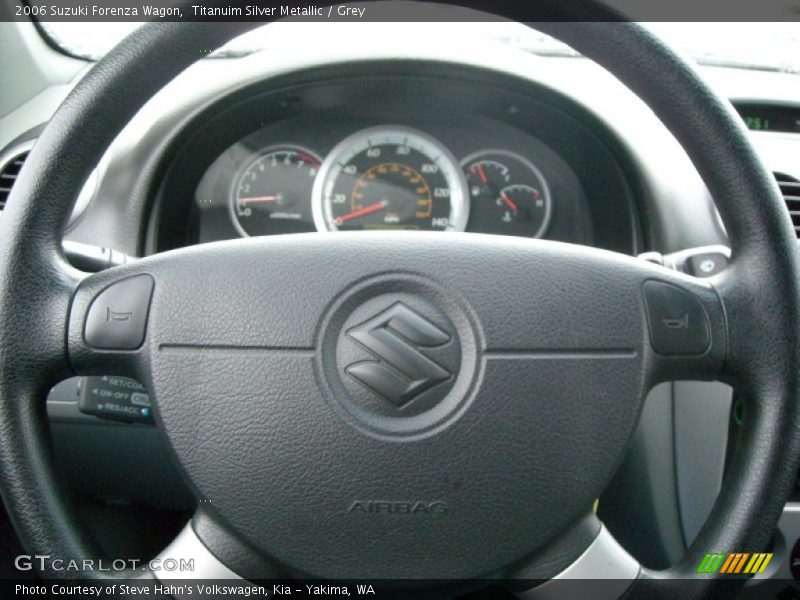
79,376,154,425
84,274,154,350
643,280,710,355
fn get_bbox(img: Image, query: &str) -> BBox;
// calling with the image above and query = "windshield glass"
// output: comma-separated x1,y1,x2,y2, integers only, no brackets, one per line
40,21,800,74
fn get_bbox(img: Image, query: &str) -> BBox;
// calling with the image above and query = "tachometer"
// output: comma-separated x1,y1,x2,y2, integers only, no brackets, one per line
230,146,321,237
312,127,468,232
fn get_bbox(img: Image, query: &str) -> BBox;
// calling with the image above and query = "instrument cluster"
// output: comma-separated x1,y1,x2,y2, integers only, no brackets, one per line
195,123,572,243
152,68,640,256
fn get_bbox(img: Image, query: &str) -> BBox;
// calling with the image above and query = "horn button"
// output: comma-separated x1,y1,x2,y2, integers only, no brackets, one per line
143,233,645,579
318,275,477,440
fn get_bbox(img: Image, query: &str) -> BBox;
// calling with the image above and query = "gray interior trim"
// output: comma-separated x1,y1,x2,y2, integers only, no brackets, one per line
154,522,243,582
520,525,640,598
673,381,733,546
0,22,85,145
553,525,641,580
155,522,640,591
600,383,687,568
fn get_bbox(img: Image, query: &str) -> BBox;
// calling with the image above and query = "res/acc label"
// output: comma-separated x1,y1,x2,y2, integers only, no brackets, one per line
78,375,154,425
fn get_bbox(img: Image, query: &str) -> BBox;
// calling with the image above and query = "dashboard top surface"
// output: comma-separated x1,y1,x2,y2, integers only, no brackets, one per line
1,26,799,259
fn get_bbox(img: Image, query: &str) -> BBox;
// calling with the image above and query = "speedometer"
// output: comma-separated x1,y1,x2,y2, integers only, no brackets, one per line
312,126,469,232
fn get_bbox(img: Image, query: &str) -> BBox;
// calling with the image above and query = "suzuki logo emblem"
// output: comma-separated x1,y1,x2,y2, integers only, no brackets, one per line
346,303,452,407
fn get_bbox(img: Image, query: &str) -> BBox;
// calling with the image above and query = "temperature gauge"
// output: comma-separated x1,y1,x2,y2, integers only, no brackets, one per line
463,150,551,238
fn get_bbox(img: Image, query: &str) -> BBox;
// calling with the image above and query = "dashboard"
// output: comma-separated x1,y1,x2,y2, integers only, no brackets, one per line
151,67,640,255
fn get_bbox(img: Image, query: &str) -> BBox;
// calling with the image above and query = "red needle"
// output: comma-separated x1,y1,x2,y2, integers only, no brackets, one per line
334,200,388,225
475,164,488,184
238,195,278,204
500,192,519,211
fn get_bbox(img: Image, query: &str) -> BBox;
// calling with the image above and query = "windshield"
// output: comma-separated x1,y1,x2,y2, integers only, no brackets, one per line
40,21,800,74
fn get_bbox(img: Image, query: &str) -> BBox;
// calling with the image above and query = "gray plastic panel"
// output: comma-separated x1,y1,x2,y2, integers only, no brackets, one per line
600,382,686,568
673,381,732,546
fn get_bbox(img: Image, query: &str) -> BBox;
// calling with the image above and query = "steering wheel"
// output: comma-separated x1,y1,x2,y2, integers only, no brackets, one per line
1,5,799,599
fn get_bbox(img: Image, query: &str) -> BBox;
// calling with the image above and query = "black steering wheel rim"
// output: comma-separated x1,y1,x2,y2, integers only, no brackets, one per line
0,6,798,597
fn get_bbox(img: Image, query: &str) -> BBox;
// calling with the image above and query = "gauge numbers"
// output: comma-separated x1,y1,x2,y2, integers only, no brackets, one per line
312,127,469,232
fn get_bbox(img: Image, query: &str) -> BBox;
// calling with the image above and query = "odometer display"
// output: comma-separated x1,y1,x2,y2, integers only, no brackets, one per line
312,127,468,232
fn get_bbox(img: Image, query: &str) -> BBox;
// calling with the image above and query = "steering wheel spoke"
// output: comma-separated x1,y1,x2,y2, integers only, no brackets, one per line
154,521,244,581
154,508,291,581
514,518,641,599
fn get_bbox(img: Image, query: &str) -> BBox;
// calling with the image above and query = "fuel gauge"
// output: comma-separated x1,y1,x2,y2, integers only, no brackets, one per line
463,150,551,238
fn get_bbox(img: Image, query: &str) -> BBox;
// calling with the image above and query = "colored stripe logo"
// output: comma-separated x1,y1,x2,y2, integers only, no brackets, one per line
697,552,773,574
